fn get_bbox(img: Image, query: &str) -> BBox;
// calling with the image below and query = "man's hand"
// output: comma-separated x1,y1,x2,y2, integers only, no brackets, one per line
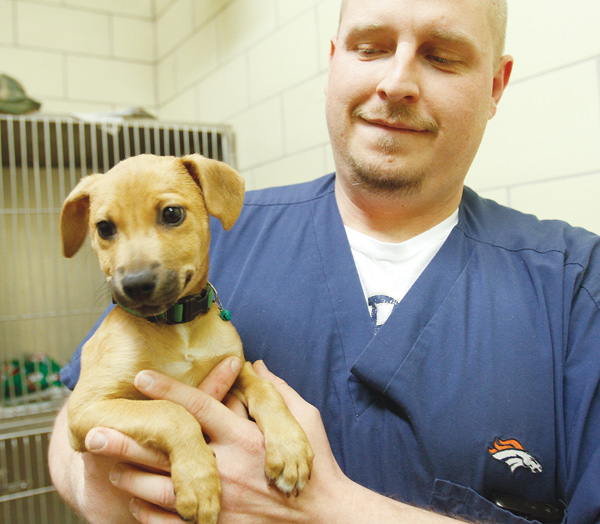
90,359,353,524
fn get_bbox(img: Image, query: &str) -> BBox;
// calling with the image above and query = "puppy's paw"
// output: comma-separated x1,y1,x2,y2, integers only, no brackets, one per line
264,426,314,497
173,467,221,524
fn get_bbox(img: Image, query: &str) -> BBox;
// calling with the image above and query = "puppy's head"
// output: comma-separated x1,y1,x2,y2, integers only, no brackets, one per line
60,154,245,317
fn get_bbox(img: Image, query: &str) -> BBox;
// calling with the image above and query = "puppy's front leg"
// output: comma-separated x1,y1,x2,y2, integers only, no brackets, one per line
233,362,314,496
68,397,220,524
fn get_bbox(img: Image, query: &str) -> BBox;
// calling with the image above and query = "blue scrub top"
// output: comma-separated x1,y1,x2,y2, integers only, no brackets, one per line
61,174,600,523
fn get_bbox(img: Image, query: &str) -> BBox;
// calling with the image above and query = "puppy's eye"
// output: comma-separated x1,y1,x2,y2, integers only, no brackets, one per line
161,206,185,226
96,220,116,240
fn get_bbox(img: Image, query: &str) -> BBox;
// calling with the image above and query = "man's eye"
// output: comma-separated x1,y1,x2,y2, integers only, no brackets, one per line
426,53,462,70
359,47,380,54
430,55,454,65
96,220,116,240
355,45,387,58
161,206,186,226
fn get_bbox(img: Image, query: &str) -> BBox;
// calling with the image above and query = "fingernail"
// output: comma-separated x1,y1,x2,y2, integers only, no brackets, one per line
109,463,123,484
135,371,153,391
130,498,140,517
86,429,107,452
231,357,243,373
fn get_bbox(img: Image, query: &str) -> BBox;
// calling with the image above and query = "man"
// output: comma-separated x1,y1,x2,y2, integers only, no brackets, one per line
49,0,600,522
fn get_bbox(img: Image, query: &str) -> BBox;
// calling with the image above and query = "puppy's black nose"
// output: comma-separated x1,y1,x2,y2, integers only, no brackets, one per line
121,271,157,301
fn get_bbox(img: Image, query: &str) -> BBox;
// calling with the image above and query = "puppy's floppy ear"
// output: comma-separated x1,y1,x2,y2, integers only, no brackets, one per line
60,174,100,258
181,154,245,230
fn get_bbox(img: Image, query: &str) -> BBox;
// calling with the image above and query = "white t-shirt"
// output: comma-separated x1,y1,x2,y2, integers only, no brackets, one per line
345,210,459,332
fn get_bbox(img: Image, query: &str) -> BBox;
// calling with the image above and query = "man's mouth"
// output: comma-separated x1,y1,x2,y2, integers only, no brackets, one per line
353,106,439,134
364,118,426,133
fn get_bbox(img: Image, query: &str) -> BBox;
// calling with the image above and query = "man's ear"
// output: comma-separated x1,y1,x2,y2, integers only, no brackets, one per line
60,174,100,258
329,36,337,64
489,54,514,119
181,154,245,230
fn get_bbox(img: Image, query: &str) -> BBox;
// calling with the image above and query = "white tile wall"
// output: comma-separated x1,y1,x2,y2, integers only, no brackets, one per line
154,0,171,17
251,146,328,188
3,0,160,113
0,47,64,99
317,0,343,69
469,60,600,188
247,11,319,105
174,21,219,92
0,1,14,45
227,96,284,170
158,86,198,124
510,172,600,234
193,0,229,29
195,55,249,123
41,99,117,115
112,17,155,62
276,0,321,25
156,0,194,59
156,53,178,105
282,72,329,156
2,0,599,234
67,56,154,106
215,0,278,64
507,0,600,81
65,0,154,18
17,2,111,56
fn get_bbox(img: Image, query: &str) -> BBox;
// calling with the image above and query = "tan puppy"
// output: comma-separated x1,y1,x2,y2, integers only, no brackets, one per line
60,154,314,524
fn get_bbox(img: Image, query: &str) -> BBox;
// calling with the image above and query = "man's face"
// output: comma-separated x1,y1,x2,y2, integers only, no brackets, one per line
327,0,511,197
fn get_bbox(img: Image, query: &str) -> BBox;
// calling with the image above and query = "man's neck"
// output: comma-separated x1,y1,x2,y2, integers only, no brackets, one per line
334,176,463,243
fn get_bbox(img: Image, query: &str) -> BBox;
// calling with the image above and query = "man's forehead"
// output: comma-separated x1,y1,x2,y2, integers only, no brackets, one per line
338,0,494,50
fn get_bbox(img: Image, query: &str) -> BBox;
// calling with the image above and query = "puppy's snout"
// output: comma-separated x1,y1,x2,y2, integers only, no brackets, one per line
121,271,157,302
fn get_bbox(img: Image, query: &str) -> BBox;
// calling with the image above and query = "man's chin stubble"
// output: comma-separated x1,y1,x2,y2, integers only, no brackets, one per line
346,143,426,197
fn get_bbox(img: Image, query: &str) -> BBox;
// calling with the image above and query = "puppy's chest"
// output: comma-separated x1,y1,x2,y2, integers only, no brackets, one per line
159,325,236,386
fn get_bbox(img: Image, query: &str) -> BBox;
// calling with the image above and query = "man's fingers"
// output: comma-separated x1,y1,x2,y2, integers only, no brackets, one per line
252,359,284,384
134,369,254,441
253,360,299,401
85,428,171,473
197,356,243,400
252,359,323,436
130,498,185,524
109,463,177,510
223,392,250,418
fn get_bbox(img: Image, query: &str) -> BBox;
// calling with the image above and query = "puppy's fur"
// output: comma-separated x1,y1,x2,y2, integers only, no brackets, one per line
60,154,314,524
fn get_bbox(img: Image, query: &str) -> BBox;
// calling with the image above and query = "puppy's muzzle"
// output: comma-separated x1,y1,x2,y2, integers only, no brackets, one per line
121,270,157,302
112,265,182,315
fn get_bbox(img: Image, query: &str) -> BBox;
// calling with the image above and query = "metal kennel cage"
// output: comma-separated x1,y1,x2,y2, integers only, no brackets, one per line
0,114,235,523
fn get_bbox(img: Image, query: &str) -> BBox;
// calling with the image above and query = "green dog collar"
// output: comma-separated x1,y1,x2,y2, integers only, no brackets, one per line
117,282,231,324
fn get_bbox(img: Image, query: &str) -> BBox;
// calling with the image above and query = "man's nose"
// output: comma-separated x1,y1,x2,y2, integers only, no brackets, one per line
376,47,421,103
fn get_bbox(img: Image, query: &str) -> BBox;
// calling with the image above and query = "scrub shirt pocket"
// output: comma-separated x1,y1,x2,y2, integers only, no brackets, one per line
429,479,545,524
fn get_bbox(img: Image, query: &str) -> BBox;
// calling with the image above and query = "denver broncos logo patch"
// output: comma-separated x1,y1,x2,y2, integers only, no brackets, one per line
488,438,542,474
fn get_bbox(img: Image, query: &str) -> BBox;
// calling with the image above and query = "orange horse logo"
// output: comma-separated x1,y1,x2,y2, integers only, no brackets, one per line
488,438,542,474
